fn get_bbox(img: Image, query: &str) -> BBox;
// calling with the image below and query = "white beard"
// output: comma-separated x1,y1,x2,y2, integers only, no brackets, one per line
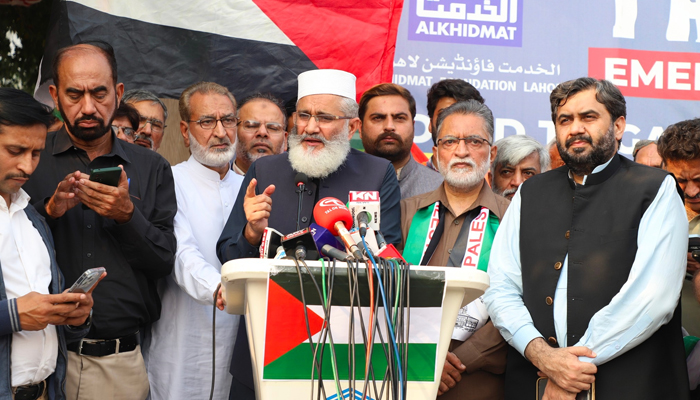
189,131,235,169
439,153,490,192
287,126,351,179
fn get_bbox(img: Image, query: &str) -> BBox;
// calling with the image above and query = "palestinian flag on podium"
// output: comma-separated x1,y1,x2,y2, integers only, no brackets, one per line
36,0,404,103
263,265,445,382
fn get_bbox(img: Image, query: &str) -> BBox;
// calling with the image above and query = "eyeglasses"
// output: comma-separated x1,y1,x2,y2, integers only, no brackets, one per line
139,117,166,133
437,135,491,150
188,116,238,130
295,112,352,127
112,125,136,138
237,120,285,135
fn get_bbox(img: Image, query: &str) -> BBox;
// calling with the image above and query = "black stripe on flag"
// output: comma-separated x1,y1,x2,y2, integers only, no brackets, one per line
271,265,444,308
40,1,317,102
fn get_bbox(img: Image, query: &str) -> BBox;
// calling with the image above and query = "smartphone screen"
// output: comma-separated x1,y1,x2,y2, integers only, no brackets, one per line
89,167,122,187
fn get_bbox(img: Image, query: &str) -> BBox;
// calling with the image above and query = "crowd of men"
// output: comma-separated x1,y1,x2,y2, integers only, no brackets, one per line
1,39,699,400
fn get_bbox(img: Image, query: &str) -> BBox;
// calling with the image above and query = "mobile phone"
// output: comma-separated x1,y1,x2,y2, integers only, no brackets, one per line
537,377,594,400
68,267,106,293
689,236,700,263
89,167,122,187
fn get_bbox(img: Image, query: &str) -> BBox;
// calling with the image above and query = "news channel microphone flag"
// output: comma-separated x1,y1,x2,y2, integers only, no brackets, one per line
34,0,403,106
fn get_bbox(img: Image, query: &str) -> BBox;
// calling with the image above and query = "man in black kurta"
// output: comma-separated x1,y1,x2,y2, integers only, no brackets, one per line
216,69,401,400
484,77,689,399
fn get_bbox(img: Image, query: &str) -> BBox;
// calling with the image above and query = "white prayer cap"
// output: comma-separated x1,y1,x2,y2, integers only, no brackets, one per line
297,69,356,101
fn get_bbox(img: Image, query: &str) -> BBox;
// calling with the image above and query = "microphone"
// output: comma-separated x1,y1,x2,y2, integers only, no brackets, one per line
375,231,388,249
313,197,364,260
259,227,283,258
321,244,352,262
356,211,371,238
274,245,286,259
281,227,319,261
348,191,380,232
295,173,308,231
309,223,344,256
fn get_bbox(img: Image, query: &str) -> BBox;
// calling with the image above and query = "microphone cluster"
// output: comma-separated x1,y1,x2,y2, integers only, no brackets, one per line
258,185,404,263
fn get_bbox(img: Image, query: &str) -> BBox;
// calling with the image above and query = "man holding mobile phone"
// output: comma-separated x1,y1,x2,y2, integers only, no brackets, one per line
22,42,176,400
0,88,98,400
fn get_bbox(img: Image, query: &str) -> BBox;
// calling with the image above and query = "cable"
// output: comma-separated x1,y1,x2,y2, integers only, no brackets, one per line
362,238,404,400
209,283,220,400
290,256,327,400
320,258,342,400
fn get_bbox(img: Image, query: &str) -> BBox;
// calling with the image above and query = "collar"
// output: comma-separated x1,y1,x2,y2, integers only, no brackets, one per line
0,189,30,214
185,155,231,182
397,155,417,182
415,180,506,220
52,126,131,164
568,153,620,188
232,159,246,176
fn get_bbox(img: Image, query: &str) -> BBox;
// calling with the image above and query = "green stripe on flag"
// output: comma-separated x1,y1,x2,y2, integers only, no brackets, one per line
263,343,436,381
402,203,437,265
476,212,500,272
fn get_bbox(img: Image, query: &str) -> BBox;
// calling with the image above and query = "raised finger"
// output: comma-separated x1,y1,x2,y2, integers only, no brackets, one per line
245,179,258,198
262,184,275,196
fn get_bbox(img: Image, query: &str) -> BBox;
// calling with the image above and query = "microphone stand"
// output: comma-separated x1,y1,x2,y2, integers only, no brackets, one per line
296,182,305,231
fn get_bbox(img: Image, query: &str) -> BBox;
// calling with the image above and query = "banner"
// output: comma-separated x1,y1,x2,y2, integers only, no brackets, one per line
36,0,403,104
393,0,700,155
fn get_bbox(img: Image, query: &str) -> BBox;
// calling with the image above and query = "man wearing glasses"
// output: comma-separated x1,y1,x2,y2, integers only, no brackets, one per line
123,89,168,151
400,100,509,399
232,93,288,176
112,102,140,144
146,82,243,400
217,69,401,400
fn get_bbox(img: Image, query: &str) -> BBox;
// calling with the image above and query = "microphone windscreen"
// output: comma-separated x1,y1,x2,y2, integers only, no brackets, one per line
313,197,353,235
294,172,308,186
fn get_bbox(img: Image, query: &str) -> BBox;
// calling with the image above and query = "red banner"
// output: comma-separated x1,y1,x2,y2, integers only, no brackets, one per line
589,47,700,101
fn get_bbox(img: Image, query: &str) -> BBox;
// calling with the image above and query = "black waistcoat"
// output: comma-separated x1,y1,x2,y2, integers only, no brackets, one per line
505,154,689,399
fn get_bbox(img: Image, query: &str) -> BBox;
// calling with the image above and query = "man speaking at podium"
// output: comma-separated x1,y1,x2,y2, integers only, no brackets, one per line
484,78,689,399
400,100,509,399
217,69,401,399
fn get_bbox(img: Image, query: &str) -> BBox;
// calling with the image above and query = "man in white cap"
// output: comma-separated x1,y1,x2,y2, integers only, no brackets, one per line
216,69,402,399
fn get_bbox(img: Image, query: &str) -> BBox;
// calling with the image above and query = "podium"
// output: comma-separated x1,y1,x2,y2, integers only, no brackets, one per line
222,258,489,400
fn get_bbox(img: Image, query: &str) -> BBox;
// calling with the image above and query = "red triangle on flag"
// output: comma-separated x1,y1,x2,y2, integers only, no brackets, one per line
251,0,404,98
264,279,325,366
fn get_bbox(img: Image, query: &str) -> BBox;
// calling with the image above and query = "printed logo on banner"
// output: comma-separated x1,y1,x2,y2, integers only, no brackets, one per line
589,48,700,101
408,0,523,47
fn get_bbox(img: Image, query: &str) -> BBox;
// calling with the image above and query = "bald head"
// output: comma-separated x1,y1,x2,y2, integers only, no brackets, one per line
52,42,118,87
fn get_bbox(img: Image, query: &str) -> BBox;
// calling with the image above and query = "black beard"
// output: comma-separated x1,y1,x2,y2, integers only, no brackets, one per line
58,98,114,142
557,125,617,176
366,131,410,163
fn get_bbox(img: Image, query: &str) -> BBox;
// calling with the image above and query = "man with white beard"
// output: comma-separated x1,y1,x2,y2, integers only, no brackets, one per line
146,82,243,400
216,69,401,400
400,100,509,399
